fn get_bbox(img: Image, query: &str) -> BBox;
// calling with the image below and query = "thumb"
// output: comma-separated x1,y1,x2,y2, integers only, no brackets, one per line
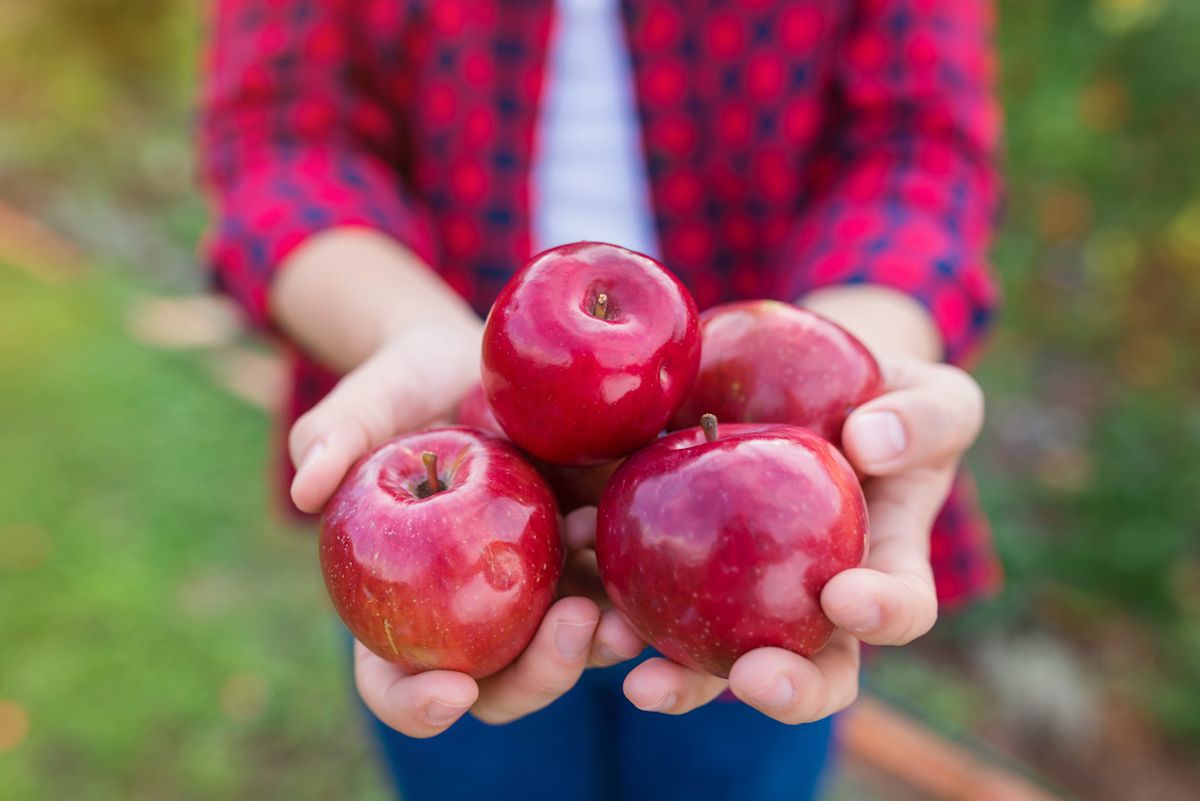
288,327,479,513
841,360,984,476
287,357,404,514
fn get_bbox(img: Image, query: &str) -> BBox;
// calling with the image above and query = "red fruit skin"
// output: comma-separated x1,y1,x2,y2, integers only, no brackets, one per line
669,301,883,447
540,460,623,511
482,242,701,466
596,423,868,678
319,427,563,679
456,383,621,510
456,382,506,437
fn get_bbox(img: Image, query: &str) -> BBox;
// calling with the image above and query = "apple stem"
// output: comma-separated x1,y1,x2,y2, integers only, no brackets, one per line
593,293,609,320
422,451,441,494
700,414,718,443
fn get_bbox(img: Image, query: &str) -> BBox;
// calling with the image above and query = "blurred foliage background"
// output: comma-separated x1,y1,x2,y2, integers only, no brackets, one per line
1,1,1198,799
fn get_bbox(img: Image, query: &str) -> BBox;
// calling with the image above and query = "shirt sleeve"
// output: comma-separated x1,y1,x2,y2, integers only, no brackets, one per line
776,0,1002,364
197,0,434,329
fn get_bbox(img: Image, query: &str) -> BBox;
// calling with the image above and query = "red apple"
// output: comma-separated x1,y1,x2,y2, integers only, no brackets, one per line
669,301,882,447
596,415,867,678
482,242,701,465
320,427,563,679
456,382,621,510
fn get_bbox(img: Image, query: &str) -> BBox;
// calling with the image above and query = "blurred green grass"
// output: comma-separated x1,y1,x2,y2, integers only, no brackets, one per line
0,266,390,801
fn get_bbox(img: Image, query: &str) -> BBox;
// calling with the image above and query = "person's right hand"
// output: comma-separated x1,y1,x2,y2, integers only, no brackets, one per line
288,326,645,737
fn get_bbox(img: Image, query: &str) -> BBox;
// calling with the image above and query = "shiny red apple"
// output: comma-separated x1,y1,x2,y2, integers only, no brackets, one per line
596,415,868,678
456,382,621,510
482,242,701,465
319,427,563,679
669,301,882,447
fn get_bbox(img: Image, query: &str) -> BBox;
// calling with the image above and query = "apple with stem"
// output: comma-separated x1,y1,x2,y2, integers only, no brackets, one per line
482,242,700,465
320,427,563,679
669,301,882,447
596,414,867,678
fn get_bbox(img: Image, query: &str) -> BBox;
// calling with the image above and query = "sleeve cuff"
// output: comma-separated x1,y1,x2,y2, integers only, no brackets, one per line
777,209,1000,365
205,146,435,330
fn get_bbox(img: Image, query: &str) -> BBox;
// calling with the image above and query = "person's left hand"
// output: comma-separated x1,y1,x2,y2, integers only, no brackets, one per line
612,356,984,722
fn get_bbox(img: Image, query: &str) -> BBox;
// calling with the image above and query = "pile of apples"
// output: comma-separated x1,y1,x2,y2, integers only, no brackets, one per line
320,242,882,680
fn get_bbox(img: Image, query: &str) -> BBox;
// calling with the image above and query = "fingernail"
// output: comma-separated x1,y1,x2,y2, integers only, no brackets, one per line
838,600,882,633
425,699,469,725
555,620,593,660
747,675,795,711
297,440,325,475
852,412,906,465
636,692,677,713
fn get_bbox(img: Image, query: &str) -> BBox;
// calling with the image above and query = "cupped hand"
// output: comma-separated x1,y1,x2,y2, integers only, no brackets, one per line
620,356,984,722
354,506,644,737
290,331,645,736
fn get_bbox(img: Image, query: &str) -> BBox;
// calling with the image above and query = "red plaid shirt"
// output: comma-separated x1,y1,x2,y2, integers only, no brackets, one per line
199,0,1003,607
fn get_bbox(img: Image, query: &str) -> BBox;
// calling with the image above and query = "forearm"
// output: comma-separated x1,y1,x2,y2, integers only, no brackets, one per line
269,228,483,375
800,285,943,364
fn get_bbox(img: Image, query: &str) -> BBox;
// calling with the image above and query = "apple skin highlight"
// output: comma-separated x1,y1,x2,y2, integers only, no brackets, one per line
482,242,700,466
320,427,563,679
670,301,882,448
597,420,868,678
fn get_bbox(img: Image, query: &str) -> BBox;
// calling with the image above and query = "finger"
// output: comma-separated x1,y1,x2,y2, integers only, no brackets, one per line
289,332,477,513
622,657,728,715
564,506,598,550
354,641,479,738
728,633,860,724
557,548,607,605
821,473,944,644
589,608,646,667
289,415,374,514
842,360,984,476
471,597,601,724
288,365,408,513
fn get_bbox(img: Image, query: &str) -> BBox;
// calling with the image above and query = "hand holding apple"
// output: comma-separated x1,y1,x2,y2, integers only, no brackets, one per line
619,355,985,724
670,301,882,446
292,330,645,738
597,416,868,677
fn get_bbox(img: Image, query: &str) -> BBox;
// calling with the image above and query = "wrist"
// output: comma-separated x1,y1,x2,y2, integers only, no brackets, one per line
270,227,482,374
798,285,943,363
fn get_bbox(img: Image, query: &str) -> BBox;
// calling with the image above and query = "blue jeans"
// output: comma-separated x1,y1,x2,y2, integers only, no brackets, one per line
362,654,836,801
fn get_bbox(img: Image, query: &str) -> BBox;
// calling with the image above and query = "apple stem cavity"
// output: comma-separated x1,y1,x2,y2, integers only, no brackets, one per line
422,451,442,494
700,413,719,443
592,293,610,321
